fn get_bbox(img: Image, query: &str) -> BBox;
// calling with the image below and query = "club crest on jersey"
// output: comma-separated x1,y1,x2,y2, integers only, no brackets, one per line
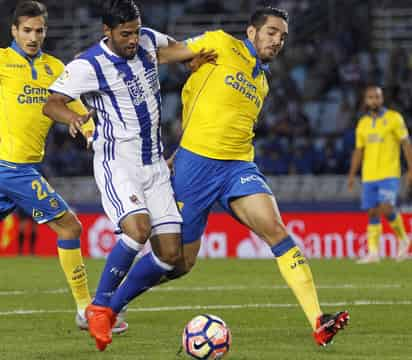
129,194,140,205
49,198,59,209
44,64,53,76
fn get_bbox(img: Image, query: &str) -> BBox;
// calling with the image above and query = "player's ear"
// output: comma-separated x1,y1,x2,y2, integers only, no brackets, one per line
11,24,17,38
246,25,256,41
103,24,111,39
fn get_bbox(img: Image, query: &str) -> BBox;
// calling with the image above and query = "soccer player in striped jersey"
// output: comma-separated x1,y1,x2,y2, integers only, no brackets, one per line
44,0,216,351
348,85,412,262
167,7,349,347
0,0,100,330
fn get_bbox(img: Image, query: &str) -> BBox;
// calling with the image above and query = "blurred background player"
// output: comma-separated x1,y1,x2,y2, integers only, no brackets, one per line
160,7,349,347
348,85,412,263
0,0,99,330
16,206,38,255
43,0,215,350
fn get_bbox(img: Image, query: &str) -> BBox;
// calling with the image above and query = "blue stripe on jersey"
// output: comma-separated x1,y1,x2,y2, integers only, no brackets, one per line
106,53,154,165
141,28,157,48
87,57,126,129
93,95,124,217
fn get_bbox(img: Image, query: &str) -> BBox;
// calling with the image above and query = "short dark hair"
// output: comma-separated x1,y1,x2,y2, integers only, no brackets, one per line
102,0,141,28
12,1,48,26
249,6,289,30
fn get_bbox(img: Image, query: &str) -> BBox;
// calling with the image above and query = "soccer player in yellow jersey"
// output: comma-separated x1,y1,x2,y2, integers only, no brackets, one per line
348,85,412,263
166,7,349,346
0,1,127,332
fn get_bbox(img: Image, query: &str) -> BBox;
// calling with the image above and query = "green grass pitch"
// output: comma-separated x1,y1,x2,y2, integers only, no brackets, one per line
0,257,411,359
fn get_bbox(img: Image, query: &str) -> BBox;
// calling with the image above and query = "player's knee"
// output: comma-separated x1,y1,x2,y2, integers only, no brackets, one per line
157,247,181,267
126,223,151,244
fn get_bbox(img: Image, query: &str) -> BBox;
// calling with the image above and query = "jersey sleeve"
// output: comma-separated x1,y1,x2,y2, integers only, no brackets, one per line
355,121,365,149
140,27,174,49
394,113,409,141
49,59,98,100
184,30,223,53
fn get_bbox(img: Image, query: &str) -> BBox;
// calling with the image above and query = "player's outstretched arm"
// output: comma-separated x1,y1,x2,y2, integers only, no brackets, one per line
157,40,195,64
43,93,93,137
348,148,363,192
157,39,217,66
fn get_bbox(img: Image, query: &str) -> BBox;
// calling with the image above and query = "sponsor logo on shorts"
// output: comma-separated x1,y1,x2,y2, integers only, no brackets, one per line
32,209,43,218
177,201,184,211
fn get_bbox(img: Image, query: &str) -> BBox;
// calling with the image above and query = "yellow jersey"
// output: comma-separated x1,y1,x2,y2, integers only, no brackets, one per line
181,30,269,161
0,42,94,163
356,108,409,182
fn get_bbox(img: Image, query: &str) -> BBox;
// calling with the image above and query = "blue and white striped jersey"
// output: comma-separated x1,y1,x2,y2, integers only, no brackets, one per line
49,27,169,165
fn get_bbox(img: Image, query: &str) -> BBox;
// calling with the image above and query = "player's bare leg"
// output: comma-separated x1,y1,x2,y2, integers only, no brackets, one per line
230,193,349,346
380,203,411,260
165,239,202,280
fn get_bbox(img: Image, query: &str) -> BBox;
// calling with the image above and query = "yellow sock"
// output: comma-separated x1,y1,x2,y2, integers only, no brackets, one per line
57,240,91,311
367,222,382,255
276,246,321,330
389,213,408,242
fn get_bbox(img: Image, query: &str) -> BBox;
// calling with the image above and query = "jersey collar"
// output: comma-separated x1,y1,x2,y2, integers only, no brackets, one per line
368,107,387,119
10,40,42,61
243,39,269,79
10,40,42,79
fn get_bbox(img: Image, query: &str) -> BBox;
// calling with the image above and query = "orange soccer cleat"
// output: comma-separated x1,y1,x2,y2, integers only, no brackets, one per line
85,304,117,351
313,311,350,346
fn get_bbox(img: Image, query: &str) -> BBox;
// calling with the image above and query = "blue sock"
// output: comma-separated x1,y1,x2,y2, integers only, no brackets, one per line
387,213,397,222
369,216,381,224
271,236,296,257
93,239,138,307
109,252,171,313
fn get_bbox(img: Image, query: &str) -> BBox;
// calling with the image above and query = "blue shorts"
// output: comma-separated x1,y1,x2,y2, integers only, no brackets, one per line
171,148,272,244
0,161,69,224
361,178,400,210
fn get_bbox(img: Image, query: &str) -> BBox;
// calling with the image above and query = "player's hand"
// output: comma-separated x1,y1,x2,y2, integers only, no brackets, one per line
166,156,175,174
187,49,217,72
83,130,94,150
348,175,355,192
69,110,95,138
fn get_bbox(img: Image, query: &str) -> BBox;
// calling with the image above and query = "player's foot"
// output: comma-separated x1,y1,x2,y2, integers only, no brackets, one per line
76,306,129,334
85,304,117,351
397,238,411,261
356,253,380,264
313,311,350,346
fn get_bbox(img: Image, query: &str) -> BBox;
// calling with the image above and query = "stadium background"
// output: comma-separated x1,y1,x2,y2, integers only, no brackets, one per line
1,0,412,259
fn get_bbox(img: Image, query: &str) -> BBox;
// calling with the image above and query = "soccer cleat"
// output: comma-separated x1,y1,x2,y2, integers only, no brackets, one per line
85,304,117,351
397,238,411,261
356,253,380,264
76,306,129,334
313,311,349,346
